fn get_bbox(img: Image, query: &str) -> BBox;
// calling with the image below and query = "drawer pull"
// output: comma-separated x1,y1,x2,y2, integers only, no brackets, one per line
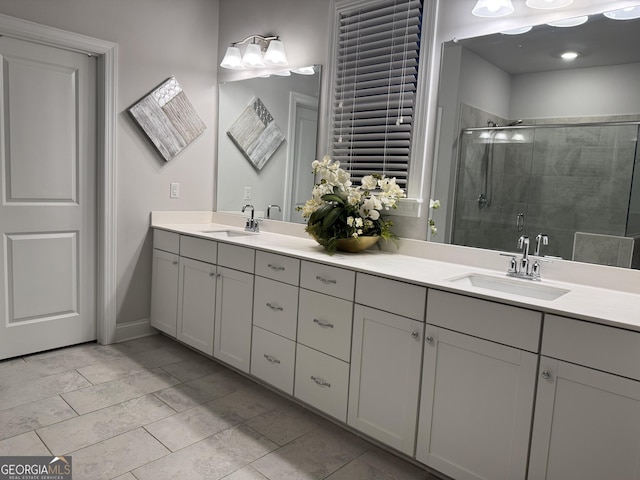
264,354,281,364
425,336,434,344
172,261,178,266
411,331,420,339
315,275,337,285
266,302,284,312
541,370,552,380
268,264,285,272
311,376,331,388
313,318,334,328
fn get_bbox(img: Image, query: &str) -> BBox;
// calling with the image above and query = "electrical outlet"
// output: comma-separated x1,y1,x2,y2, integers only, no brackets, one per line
243,186,252,201
170,182,179,199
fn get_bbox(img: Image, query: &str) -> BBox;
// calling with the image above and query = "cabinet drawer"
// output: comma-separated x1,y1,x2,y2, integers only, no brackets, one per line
300,261,355,300
253,276,298,340
427,289,541,352
298,289,352,362
356,273,426,321
295,344,349,422
250,326,295,394
217,243,255,273
179,235,217,264
543,315,640,381
154,229,180,254
255,251,300,286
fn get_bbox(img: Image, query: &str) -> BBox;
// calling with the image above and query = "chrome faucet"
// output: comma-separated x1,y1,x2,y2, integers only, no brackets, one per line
241,204,259,232
267,204,281,219
517,235,530,275
504,234,551,281
534,233,549,256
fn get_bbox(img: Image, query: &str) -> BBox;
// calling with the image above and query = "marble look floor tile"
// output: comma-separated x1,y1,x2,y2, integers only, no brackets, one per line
244,402,321,446
0,370,91,412
154,369,250,412
77,349,185,385
358,449,437,480
221,465,269,480
206,383,288,421
61,369,181,415
38,394,175,454
0,396,77,441
133,424,277,480
325,459,396,480
145,399,244,451
0,357,26,369
160,355,225,382
111,473,137,480
23,342,99,362
251,422,369,480
94,335,178,359
0,431,50,456
69,428,170,480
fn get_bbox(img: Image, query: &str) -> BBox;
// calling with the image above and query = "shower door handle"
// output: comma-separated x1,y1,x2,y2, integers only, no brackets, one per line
516,213,525,231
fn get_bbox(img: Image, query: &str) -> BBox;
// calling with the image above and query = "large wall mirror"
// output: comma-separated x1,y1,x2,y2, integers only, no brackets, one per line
432,12,640,269
217,65,322,223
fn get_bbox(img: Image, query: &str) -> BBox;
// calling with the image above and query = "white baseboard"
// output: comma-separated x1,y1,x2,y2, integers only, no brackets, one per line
114,318,158,343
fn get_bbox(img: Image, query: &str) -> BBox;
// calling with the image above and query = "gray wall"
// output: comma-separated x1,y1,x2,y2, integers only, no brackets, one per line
0,0,219,325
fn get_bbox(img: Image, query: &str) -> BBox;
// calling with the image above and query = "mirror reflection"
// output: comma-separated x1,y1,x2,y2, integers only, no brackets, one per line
217,65,321,223
434,13,640,269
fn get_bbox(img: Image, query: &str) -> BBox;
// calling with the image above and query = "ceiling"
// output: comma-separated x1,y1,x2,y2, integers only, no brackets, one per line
455,13,640,74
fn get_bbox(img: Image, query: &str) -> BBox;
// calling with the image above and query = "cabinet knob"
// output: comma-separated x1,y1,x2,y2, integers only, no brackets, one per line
266,302,284,312
425,336,434,344
313,318,334,328
541,370,552,380
172,261,178,266
411,331,420,339
311,376,331,388
315,275,337,285
263,354,281,364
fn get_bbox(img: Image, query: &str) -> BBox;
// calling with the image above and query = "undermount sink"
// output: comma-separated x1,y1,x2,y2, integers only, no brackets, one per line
200,229,257,238
448,273,570,301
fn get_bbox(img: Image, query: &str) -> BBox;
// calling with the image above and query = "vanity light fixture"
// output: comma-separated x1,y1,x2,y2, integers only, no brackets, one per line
501,26,533,34
547,15,588,27
220,35,288,70
526,0,573,9
472,0,514,17
560,51,579,60
603,6,640,20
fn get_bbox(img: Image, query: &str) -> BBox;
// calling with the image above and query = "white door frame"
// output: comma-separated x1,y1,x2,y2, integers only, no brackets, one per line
283,91,318,222
0,14,118,344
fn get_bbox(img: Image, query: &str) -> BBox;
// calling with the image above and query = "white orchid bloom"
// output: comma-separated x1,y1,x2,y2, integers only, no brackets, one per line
361,175,378,190
430,199,441,209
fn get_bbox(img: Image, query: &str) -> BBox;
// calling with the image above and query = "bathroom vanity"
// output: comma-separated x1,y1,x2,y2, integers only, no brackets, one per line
150,211,640,480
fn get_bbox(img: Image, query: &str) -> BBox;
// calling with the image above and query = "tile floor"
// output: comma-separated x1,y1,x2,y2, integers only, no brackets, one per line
0,335,443,480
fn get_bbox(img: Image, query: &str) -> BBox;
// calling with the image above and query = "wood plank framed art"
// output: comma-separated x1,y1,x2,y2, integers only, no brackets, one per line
129,77,206,161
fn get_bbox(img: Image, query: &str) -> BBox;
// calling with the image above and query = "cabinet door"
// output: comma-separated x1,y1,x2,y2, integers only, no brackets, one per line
348,305,423,455
253,276,298,340
177,257,216,355
529,357,640,480
417,326,537,480
251,326,296,394
150,249,179,336
214,266,254,372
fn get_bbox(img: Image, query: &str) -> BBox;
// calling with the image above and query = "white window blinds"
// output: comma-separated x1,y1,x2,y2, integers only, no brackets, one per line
332,0,423,188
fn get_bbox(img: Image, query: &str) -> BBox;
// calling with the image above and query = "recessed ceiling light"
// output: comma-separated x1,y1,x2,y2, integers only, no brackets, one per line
547,16,589,27
501,26,533,35
472,0,515,18
526,0,573,9
560,51,579,60
603,6,640,20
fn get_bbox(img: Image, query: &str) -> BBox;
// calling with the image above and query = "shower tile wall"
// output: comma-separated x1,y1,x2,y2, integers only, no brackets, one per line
453,110,638,261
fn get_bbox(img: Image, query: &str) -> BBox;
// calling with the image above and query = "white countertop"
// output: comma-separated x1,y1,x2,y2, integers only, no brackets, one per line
151,213,640,333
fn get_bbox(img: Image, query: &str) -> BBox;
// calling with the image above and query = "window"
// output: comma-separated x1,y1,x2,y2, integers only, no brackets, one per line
331,0,424,189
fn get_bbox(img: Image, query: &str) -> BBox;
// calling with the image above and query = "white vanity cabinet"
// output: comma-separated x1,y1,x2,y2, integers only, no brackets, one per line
150,235,180,337
176,236,218,355
417,289,540,480
348,273,426,456
213,243,255,373
528,315,640,480
250,251,300,392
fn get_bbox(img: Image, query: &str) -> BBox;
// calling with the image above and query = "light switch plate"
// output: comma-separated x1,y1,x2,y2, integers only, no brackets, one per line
170,182,179,198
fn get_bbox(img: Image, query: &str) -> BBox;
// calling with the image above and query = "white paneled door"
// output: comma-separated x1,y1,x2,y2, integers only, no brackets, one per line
0,36,96,359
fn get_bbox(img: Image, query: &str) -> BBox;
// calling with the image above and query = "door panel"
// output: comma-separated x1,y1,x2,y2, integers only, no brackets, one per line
0,36,96,359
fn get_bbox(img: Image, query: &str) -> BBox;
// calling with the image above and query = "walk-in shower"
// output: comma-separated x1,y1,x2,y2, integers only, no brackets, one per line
452,121,640,267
